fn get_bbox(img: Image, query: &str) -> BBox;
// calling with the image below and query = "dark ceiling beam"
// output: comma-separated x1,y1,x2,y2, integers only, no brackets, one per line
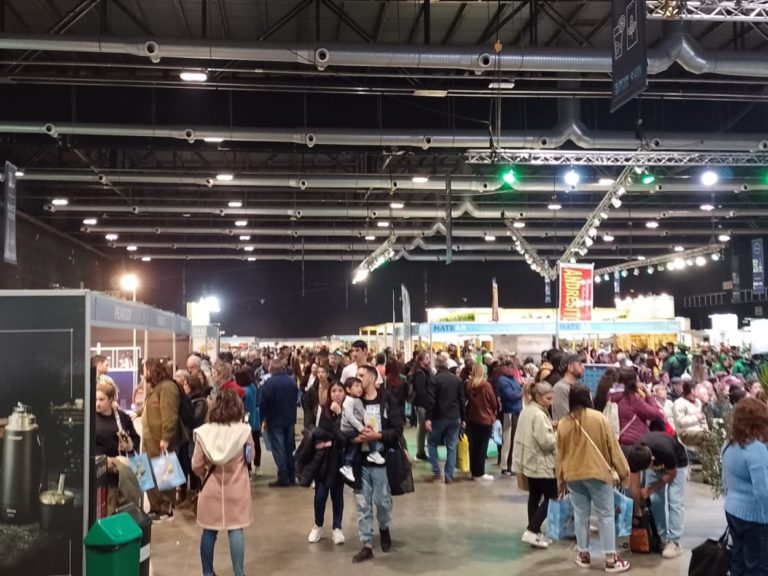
406,2,424,44
36,0,61,26
171,0,190,37
583,12,611,43
110,0,153,35
374,2,389,42
258,0,313,41
216,0,230,39
476,0,530,45
100,0,109,35
544,2,587,46
202,0,208,37
6,2,33,32
322,0,375,42
442,2,467,45
423,0,430,44
539,1,592,46
8,0,102,73
476,3,506,44
508,3,542,46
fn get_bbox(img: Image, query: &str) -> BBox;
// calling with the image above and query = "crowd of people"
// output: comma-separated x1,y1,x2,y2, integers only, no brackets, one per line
92,339,767,576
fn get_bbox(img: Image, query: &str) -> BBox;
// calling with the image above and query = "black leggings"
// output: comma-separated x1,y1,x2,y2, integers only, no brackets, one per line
527,477,558,534
250,429,262,468
466,422,492,478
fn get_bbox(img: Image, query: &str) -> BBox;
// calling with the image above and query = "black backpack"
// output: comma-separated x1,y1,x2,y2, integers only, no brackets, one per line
177,383,195,430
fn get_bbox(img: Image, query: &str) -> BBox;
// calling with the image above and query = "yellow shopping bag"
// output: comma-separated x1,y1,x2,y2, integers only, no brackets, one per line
457,433,470,473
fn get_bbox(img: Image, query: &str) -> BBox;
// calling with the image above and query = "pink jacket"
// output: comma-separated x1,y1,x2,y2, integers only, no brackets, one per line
609,389,662,446
192,422,254,530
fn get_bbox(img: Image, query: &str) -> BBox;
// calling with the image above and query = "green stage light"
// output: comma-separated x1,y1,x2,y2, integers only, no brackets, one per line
641,173,656,185
501,168,517,185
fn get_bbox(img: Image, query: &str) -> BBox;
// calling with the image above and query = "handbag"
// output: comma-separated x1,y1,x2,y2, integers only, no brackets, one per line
688,527,731,576
150,451,187,492
516,473,529,492
630,504,662,553
126,452,155,492
572,416,622,487
385,440,415,496
545,496,575,540
456,433,470,473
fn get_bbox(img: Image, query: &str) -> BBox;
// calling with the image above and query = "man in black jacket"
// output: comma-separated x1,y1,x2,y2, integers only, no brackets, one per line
351,365,404,563
409,352,432,460
425,353,466,483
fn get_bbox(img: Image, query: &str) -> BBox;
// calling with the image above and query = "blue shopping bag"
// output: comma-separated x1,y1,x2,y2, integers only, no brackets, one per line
404,402,413,417
492,420,503,446
546,496,576,541
127,453,155,492
150,451,187,491
614,489,633,538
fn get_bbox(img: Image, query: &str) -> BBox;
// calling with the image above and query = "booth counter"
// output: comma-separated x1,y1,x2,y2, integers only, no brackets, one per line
0,290,190,576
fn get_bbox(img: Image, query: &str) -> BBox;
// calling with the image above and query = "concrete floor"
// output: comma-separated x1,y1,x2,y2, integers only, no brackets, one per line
150,430,726,576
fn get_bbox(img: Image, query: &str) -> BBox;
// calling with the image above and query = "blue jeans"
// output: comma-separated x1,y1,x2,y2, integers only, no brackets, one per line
647,466,687,542
727,511,768,576
567,479,617,555
315,481,344,529
428,418,461,480
200,528,244,576
354,466,392,546
267,425,296,484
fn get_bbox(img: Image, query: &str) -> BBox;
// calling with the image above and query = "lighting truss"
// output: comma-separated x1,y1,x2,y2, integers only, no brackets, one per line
352,235,396,283
465,150,768,166
647,0,768,22
559,166,634,267
594,245,722,276
503,217,556,280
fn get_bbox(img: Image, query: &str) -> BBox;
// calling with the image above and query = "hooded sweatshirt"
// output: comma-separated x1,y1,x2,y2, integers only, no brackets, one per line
192,422,254,530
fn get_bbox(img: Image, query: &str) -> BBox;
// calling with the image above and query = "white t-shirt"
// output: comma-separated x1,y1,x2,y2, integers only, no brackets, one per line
340,362,383,385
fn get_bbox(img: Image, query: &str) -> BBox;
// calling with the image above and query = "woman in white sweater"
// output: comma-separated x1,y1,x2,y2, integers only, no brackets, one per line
672,381,708,447
512,381,557,550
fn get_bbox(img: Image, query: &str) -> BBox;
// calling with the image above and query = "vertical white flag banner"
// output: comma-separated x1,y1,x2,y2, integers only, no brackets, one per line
401,284,412,362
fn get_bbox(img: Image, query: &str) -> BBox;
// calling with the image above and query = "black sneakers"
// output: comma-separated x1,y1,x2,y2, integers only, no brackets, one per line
352,546,374,563
380,528,392,552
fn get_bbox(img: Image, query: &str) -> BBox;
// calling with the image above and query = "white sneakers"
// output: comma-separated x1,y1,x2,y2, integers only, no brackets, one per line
308,525,323,543
521,530,550,549
309,525,345,545
332,529,345,545
339,466,355,482
367,452,386,465
662,541,684,559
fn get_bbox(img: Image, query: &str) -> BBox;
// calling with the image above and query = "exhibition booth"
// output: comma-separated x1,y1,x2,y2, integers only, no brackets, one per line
0,290,190,576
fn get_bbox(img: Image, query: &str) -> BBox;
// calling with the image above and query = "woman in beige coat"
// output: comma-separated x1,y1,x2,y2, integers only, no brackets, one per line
192,389,254,576
512,381,556,549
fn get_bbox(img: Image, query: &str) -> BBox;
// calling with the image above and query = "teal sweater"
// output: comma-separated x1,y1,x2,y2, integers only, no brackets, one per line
723,441,768,524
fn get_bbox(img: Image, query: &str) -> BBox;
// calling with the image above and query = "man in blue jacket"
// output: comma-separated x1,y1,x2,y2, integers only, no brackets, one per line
498,359,522,475
259,358,298,487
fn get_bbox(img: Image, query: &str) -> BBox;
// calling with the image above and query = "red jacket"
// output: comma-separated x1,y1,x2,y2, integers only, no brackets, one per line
220,380,245,399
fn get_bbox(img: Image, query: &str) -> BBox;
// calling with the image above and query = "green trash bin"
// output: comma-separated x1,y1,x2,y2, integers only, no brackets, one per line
84,512,142,576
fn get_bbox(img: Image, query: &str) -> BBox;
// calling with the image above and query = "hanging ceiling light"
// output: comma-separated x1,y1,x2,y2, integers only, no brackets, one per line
228,201,242,208
674,246,684,252
598,178,615,186
646,221,660,229
411,176,429,184
239,235,251,241
513,221,525,229
377,221,390,228
105,233,118,241
700,204,715,211
547,202,562,210
637,255,646,261
247,256,256,262
390,201,405,209
610,198,622,208
216,173,234,182
564,169,580,187
180,70,208,82
243,246,255,252
365,235,376,241
701,170,719,186
141,256,152,262
234,220,248,227
603,234,615,242
695,256,706,266
204,137,224,143
51,198,69,206
126,245,138,252
484,234,496,242
595,275,602,284
712,253,721,261
718,234,731,242
584,237,594,247
83,218,98,225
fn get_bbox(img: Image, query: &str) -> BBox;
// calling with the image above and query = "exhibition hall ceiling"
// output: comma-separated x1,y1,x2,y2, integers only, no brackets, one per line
2,0,768,268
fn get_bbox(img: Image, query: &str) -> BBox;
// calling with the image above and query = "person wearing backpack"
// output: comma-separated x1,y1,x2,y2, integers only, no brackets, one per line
192,389,254,576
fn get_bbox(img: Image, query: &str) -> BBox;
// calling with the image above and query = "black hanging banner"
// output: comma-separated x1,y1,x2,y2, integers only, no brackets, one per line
3,161,18,265
732,248,742,303
610,0,648,112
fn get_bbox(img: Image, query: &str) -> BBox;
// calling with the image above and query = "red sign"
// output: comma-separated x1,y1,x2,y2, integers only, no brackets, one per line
559,264,594,321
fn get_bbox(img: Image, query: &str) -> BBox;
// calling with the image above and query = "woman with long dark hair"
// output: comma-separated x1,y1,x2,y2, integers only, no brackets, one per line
307,380,349,545
593,367,620,413
609,368,662,446
722,398,768,575
192,389,254,576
